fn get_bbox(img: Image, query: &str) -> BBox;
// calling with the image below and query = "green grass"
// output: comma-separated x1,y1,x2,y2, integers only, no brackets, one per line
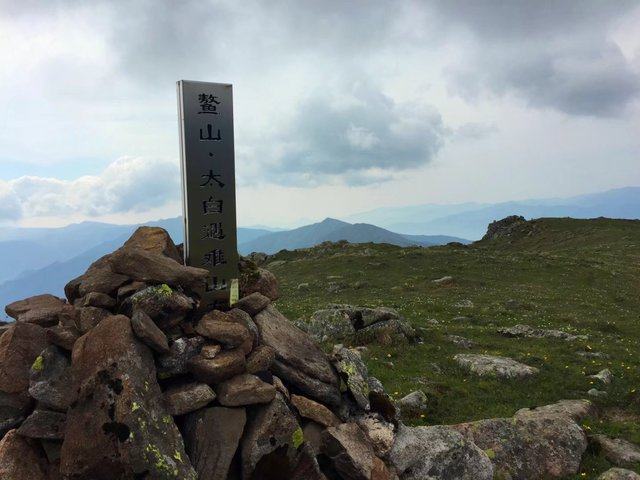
268,218,640,479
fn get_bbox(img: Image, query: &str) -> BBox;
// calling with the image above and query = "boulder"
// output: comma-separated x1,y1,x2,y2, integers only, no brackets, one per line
291,394,340,427
5,294,68,320
246,345,276,374
598,468,640,480
45,325,80,351
0,322,47,394
514,399,596,423
28,346,73,411
108,248,208,291
122,226,182,263
183,407,246,480
195,311,251,348
0,429,48,480
76,306,110,333
130,310,170,353
60,315,197,479
17,409,66,440
216,374,276,406
240,264,279,301
163,382,216,416
454,354,539,379
388,424,493,480
453,412,587,479
241,393,301,479
397,391,428,418
81,292,117,310
234,292,271,317
306,309,355,342
254,305,341,407
320,422,379,480
156,336,205,379
590,435,640,468
65,265,130,303
188,349,246,384
121,284,195,330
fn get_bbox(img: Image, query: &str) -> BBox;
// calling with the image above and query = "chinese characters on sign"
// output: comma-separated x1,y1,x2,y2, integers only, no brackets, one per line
177,81,239,310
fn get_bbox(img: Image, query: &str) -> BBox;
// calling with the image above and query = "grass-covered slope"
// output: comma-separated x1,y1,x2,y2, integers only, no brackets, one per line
268,217,640,478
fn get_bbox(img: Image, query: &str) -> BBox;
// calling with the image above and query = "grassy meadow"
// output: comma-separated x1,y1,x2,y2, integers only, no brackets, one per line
267,217,640,479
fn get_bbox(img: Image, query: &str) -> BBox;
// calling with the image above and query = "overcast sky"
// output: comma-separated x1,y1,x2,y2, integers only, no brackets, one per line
0,0,639,228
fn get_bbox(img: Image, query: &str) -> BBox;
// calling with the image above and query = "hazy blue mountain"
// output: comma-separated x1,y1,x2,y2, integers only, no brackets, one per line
345,187,640,239
237,218,466,255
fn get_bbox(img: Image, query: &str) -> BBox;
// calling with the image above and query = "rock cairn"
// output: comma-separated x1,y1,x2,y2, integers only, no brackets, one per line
0,226,622,479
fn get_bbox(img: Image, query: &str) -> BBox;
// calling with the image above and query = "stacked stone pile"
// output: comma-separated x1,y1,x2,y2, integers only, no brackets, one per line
0,227,631,479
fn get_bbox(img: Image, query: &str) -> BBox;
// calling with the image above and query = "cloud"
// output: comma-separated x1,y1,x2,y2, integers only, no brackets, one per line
251,82,446,186
0,157,179,221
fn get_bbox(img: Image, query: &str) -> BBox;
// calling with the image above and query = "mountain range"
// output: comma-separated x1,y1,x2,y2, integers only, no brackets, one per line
1,185,638,312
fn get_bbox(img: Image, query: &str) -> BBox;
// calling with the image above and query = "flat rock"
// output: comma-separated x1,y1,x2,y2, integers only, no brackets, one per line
130,309,170,353
241,393,301,479
498,324,587,342
599,468,640,480
122,226,182,263
29,345,73,411
5,294,68,320
515,399,596,423
453,414,587,479
61,315,196,479
65,265,130,303
0,322,47,394
0,429,48,480
188,348,246,384
234,292,271,316
454,354,539,379
445,334,475,349
157,336,205,379
17,409,66,440
321,422,378,480
109,247,208,291
183,406,246,480
255,305,341,406
195,311,251,348
216,373,276,406
81,292,116,310
246,345,276,374
590,435,640,468
163,382,216,416
389,424,493,480
291,394,340,427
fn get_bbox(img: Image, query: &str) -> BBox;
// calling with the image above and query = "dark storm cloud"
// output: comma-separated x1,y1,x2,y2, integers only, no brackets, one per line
432,0,640,116
261,82,446,186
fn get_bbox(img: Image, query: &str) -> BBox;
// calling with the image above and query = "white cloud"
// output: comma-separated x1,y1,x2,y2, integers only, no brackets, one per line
0,157,179,221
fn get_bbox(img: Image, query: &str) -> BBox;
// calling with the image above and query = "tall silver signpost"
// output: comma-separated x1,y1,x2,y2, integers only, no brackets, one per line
177,80,239,310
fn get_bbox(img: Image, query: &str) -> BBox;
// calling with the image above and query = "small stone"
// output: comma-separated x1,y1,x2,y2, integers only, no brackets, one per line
246,345,276,374
454,299,474,308
216,374,276,406
589,368,613,385
398,390,428,417
445,334,475,349
163,383,216,416
588,388,608,398
200,344,222,359
195,311,251,348
432,275,454,285
82,292,116,310
590,435,640,468
291,394,340,427
189,349,246,384
234,292,271,316
130,310,170,353
454,354,539,379
17,410,66,440
157,336,205,379
598,468,640,480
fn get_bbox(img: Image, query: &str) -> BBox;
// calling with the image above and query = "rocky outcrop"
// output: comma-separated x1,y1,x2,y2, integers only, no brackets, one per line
482,215,528,241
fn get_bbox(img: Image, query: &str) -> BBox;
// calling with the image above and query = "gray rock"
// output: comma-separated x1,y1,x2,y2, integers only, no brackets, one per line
454,354,539,379
28,345,73,412
255,305,341,406
291,394,340,427
130,310,170,353
183,407,246,480
156,336,205,379
589,368,613,385
17,409,66,440
398,391,428,417
454,299,474,308
453,411,587,479
498,324,587,342
333,346,372,410
514,399,596,423
598,468,640,480
590,435,640,468
432,276,454,285
163,382,216,416
215,374,276,406
445,334,475,349
306,309,355,342
354,414,395,457
121,284,195,330
588,388,608,398
389,424,493,480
